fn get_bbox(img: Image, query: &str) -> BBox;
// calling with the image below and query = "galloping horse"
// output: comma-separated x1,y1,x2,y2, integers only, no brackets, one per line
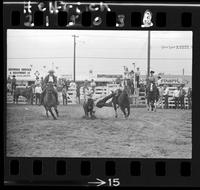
43,83,59,120
146,82,159,111
13,85,34,104
96,89,130,118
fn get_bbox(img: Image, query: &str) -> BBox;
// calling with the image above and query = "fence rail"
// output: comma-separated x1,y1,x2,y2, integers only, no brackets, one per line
7,85,192,109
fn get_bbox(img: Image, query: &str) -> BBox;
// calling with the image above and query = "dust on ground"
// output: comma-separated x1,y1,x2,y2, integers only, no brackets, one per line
6,104,192,158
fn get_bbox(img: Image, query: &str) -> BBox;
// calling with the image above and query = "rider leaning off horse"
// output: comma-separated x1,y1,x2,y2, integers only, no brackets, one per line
83,80,96,113
40,69,59,105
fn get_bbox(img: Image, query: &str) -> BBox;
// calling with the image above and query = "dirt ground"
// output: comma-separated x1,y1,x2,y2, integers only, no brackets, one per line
6,104,192,158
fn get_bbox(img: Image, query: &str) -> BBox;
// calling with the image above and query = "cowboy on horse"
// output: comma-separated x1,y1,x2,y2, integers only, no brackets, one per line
40,69,59,105
145,71,159,111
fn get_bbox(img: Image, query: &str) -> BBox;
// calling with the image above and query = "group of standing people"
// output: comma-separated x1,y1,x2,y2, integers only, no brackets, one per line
146,71,192,110
149,72,192,109
7,75,17,95
118,66,141,96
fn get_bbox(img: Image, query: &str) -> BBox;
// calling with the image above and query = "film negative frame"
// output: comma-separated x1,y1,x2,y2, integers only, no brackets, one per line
3,0,200,187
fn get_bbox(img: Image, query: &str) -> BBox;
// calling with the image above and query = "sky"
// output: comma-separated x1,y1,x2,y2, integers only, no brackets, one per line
7,30,192,80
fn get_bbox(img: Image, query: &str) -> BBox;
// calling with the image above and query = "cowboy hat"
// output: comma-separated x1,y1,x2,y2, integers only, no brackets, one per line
48,69,55,73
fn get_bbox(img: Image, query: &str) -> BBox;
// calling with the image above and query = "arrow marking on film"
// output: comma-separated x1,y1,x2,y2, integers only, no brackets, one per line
88,178,106,186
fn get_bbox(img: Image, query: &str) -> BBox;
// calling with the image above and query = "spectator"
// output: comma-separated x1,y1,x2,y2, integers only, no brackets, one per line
7,76,12,84
90,79,96,93
35,76,40,86
163,85,169,109
124,66,129,79
135,67,140,88
158,85,164,109
35,84,42,105
116,77,121,85
173,86,180,109
11,75,17,95
179,85,186,109
157,76,162,87
76,83,81,104
62,85,67,105
65,80,70,91
7,77,12,93
187,87,192,109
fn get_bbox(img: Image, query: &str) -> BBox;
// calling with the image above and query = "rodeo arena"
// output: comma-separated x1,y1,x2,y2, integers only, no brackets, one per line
6,30,192,158
6,64,192,158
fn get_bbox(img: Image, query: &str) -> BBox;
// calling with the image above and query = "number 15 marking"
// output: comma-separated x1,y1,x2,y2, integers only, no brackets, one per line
108,178,120,186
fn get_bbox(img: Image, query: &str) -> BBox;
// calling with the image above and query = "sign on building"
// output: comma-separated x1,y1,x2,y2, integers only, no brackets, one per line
7,67,34,80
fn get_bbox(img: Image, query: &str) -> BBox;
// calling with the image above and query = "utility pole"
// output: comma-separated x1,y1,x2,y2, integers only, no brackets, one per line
147,30,151,78
72,35,79,82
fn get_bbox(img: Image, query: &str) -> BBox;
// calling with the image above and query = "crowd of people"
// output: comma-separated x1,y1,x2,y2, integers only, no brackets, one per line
7,68,192,109
146,71,192,110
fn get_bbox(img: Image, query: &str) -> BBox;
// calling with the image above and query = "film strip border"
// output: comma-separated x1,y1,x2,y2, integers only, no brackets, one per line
3,1,200,187
4,158,195,186
3,1,200,29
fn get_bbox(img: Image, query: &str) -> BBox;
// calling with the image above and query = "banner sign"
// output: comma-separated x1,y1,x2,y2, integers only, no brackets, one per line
8,67,32,78
160,78,183,84
97,74,123,78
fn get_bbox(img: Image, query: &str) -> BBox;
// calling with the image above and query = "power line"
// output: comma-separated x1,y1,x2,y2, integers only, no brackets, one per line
7,34,191,40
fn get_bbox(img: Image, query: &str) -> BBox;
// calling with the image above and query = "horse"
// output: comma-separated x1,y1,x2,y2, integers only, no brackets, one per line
112,89,130,118
13,85,34,104
96,89,130,118
83,98,96,119
43,83,59,120
146,82,159,111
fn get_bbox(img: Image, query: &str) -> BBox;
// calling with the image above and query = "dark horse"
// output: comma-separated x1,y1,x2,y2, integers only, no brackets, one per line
83,98,96,119
96,89,130,118
43,83,59,120
146,82,159,111
13,85,34,104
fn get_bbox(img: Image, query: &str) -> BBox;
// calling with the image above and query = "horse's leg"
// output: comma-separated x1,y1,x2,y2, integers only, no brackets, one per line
45,107,49,118
154,100,157,112
151,100,153,111
83,103,88,118
120,106,127,118
54,106,59,117
113,102,118,118
126,106,130,117
90,110,93,118
49,107,57,120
